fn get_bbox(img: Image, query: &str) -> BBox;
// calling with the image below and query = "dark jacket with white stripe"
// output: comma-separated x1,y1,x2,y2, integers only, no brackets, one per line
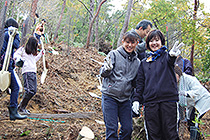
133,51,179,105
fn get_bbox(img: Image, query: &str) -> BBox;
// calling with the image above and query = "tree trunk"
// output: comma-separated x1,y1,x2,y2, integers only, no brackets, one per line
53,0,66,42
0,0,9,53
20,0,38,45
190,0,198,75
89,0,94,43
95,0,101,50
117,0,133,47
85,0,107,48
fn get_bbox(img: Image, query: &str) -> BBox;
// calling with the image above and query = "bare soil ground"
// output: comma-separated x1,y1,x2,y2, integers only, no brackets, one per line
0,43,210,140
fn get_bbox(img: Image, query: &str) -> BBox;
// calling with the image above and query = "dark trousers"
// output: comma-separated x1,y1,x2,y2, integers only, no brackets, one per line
144,102,179,140
102,94,132,140
23,72,37,95
9,69,19,107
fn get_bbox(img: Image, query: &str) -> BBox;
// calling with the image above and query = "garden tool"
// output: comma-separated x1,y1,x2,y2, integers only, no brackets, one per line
40,39,48,84
14,68,23,92
0,27,17,91
90,58,103,65
48,46,59,55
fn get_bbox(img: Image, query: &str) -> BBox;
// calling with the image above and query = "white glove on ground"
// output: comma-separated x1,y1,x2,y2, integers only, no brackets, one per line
104,56,113,71
169,41,185,57
132,101,140,115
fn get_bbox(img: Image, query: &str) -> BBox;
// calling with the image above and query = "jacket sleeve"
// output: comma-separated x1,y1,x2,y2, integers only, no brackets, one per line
186,76,209,102
13,34,20,50
100,51,115,77
167,52,177,66
35,51,43,62
133,63,145,104
13,47,23,60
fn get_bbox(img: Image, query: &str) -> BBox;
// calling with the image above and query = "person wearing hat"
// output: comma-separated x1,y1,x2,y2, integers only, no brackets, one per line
174,65,210,140
0,17,27,120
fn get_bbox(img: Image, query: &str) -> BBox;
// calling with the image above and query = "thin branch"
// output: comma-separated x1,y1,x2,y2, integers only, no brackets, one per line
77,0,93,18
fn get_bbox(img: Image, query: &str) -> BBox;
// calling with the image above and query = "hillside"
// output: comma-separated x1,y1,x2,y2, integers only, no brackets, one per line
0,43,209,140
0,43,106,139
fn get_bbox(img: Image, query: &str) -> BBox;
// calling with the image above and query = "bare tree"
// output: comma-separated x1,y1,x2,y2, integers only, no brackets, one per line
190,0,199,75
117,0,133,47
85,0,107,48
20,0,38,45
95,0,101,49
89,0,94,43
53,0,66,42
0,0,9,52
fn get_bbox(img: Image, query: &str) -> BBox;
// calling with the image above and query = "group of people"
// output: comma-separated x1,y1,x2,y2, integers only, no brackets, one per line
0,16,46,121
100,19,210,140
0,15,209,140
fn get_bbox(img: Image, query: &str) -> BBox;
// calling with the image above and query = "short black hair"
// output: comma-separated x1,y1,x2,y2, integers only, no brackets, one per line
146,29,165,51
25,36,38,56
5,17,19,28
136,19,153,30
42,19,46,22
35,13,39,18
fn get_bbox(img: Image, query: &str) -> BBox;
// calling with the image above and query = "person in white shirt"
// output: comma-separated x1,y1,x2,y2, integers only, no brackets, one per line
14,36,44,115
174,65,210,140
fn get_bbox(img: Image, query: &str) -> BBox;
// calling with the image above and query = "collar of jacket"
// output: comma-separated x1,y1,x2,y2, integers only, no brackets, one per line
117,46,137,61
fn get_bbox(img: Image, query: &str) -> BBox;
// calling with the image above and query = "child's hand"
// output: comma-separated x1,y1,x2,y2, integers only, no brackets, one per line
104,55,113,71
169,41,185,57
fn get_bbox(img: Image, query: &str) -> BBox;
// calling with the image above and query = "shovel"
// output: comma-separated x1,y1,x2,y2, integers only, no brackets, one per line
0,27,17,91
40,39,48,84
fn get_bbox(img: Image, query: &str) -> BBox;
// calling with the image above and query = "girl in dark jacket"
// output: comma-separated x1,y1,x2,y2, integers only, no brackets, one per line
0,18,27,120
132,29,184,140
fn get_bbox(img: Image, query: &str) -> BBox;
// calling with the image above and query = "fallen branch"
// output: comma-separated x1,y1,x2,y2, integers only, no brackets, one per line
28,112,95,119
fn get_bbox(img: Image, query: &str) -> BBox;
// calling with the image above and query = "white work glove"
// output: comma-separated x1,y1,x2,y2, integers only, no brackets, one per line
132,101,140,115
104,55,113,71
169,41,185,57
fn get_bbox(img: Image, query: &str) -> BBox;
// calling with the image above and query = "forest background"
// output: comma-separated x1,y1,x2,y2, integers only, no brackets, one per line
0,0,209,81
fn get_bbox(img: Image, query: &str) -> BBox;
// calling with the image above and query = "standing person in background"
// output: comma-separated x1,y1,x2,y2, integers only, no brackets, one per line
100,31,140,140
34,19,46,45
132,29,184,140
14,36,44,115
130,19,153,61
0,18,27,120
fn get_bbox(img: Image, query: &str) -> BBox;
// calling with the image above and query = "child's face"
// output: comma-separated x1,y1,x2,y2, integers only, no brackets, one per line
149,36,162,52
122,38,138,53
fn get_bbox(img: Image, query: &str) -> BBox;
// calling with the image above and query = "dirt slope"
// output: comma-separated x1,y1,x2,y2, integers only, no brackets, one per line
0,44,106,139
0,43,209,140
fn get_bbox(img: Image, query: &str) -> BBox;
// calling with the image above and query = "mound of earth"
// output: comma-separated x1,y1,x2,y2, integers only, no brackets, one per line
0,43,106,139
0,42,210,140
